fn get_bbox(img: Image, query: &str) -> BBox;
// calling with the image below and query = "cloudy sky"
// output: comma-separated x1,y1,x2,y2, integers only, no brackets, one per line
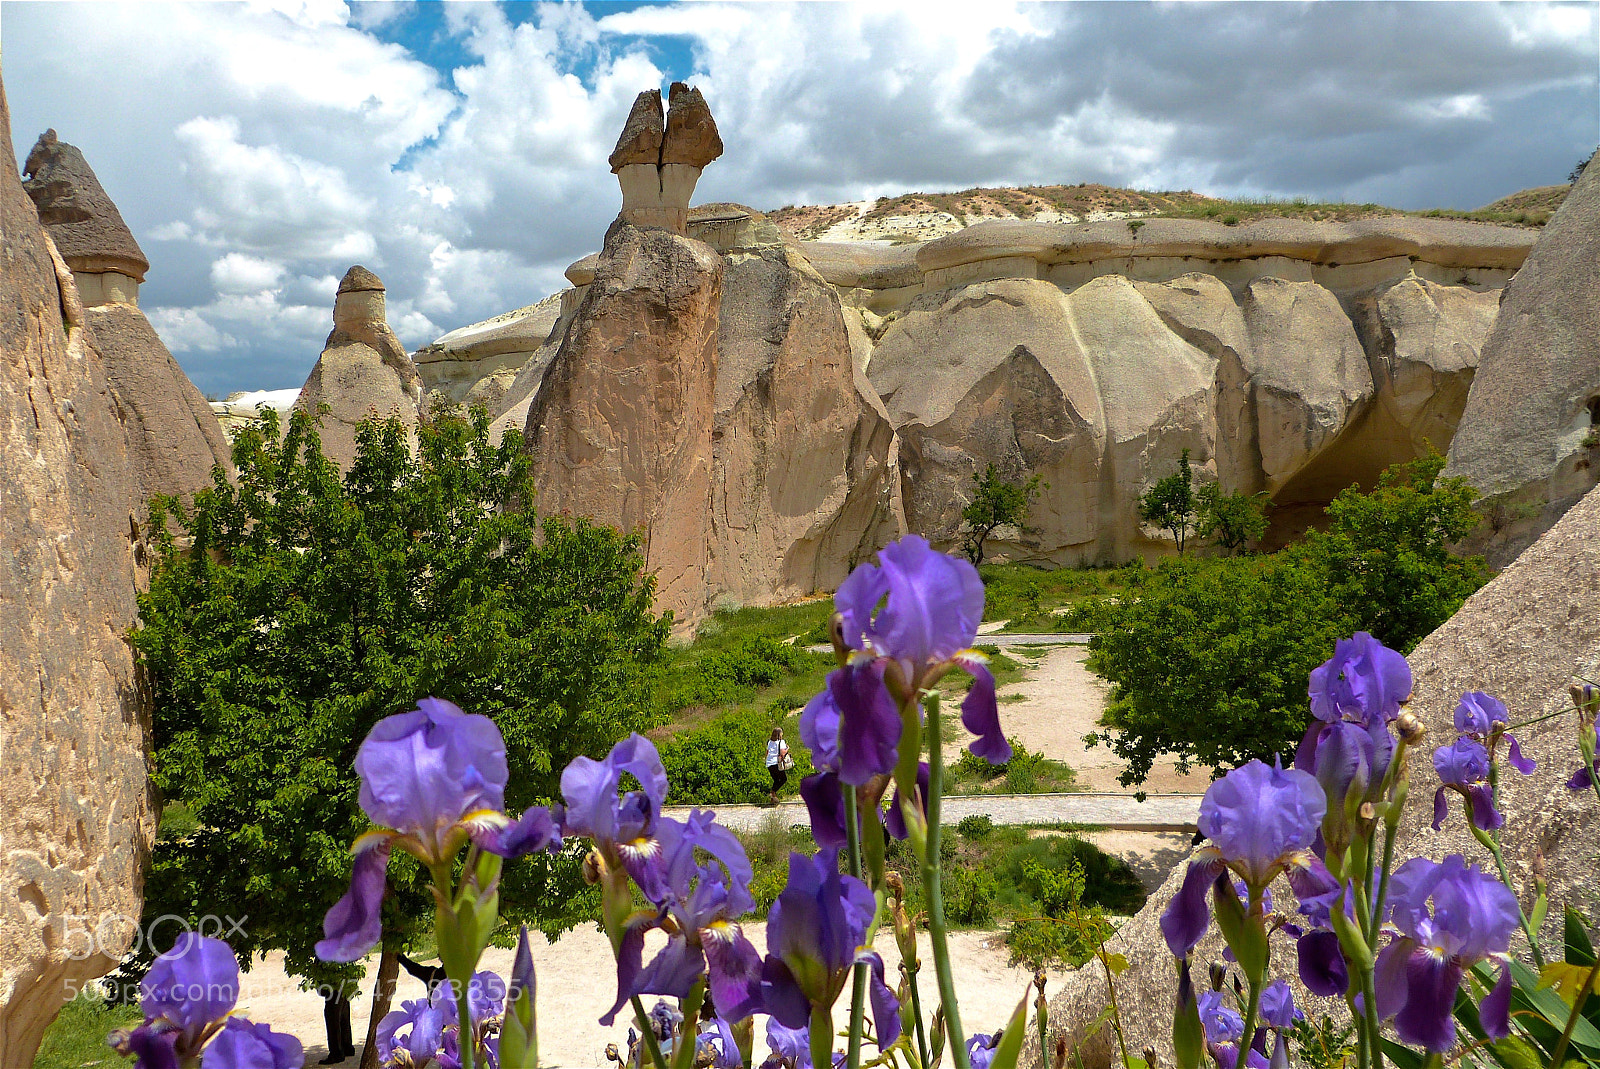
5,1,1596,396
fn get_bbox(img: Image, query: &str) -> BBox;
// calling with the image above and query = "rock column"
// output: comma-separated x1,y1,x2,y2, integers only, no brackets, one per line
609,83,723,235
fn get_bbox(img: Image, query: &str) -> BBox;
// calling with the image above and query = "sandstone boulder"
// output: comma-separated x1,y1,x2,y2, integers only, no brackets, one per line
23,130,231,499
294,266,423,471
710,244,901,604
0,70,154,1067
1049,480,1600,1066
610,83,723,235
1445,159,1600,564
412,291,567,411
525,222,723,629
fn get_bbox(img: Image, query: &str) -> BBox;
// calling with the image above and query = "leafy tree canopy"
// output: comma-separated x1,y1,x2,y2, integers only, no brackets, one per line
960,464,1043,566
129,405,668,986
1083,452,1487,787
1195,483,1271,555
1138,449,1197,554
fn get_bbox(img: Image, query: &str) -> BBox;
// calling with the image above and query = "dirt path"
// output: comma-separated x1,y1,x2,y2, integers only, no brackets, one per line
236,925,1070,1068
959,645,1200,796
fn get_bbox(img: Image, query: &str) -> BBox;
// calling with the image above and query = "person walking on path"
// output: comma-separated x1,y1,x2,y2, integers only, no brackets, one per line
765,726,792,803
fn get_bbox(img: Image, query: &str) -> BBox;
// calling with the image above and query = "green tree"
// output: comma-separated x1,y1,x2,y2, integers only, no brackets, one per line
127,405,667,996
960,464,1043,566
1195,482,1272,555
1138,449,1196,554
1086,452,1488,787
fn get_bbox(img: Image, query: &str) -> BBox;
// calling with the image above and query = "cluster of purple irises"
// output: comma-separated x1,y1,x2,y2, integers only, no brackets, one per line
1162,633,1599,1067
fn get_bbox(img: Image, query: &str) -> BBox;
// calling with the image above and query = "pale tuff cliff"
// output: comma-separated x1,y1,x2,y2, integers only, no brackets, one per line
0,67,156,1067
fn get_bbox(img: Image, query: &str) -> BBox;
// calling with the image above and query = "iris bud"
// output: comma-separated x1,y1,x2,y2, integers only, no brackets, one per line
1172,960,1204,1069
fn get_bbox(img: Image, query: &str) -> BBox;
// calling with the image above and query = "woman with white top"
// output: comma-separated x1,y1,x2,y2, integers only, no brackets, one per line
765,726,792,803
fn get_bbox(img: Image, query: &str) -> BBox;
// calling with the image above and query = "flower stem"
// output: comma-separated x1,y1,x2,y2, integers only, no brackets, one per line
906,963,931,1069
457,993,477,1069
1358,965,1383,1069
1470,826,1544,968
812,1005,836,1069
1231,975,1262,1069
845,787,869,1069
921,693,970,1069
632,995,670,1069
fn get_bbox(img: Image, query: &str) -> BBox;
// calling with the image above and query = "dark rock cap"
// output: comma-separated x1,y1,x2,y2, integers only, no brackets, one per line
662,82,722,168
21,129,149,281
337,265,385,293
608,89,665,173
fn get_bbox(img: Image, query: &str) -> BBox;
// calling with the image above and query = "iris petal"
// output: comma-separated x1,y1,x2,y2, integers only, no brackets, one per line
1296,931,1348,997
958,659,1011,764
1160,857,1222,958
316,840,392,962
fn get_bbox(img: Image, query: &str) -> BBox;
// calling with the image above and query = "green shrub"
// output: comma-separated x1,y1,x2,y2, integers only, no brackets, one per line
664,636,814,709
659,710,813,805
1004,915,1108,969
998,835,1146,915
1089,453,1487,785
958,814,995,840
943,866,999,926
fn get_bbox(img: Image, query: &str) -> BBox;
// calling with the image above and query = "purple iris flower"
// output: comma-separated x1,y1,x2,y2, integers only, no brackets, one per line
1375,856,1519,1052
884,763,930,842
800,663,901,786
139,934,241,1053
1197,991,1266,1069
1258,980,1301,1030
1296,634,1410,816
1431,738,1502,831
1454,692,1536,774
698,1018,743,1069
761,1019,842,1069
832,536,1010,765
966,1033,1001,1069
1295,930,1349,998
603,810,763,1025
318,700,561,963
376,991,453,1068
1162,760,1329,958
202,1019,304,1069
758,850,900,1047
561,733,671,898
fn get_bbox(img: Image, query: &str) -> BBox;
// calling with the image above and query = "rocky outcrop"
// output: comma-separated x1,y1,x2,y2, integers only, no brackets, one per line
21,128,148,305
0,69,154,1067
710,244,901,604
294,266,423,471
413,292,567,412
525,222,723,627
24,130,231,499
1048,479,1600,1066
1444,160,1600,564
609,83,723,235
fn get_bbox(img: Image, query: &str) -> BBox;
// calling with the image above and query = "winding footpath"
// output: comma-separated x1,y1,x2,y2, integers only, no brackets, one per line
663,791,1200,833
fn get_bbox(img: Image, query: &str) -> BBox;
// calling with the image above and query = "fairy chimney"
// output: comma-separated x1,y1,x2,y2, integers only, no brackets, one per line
608,83,723,234
21,129,149,306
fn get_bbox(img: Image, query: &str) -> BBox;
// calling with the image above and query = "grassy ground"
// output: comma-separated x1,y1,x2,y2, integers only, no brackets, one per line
33,995,141,1069
975,561,1134,631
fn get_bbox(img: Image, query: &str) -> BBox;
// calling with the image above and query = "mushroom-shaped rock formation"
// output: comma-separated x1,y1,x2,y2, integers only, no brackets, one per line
0,70,154,1069
22,128,149,305
1445,160,1600,565
294,266,423,471
23,129,231,500
609,82,723,234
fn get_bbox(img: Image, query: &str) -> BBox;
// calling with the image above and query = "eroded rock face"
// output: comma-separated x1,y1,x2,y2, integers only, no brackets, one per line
1048,480,1600,1066
413,292,567,412
1445,161,1600,564
710,245,901,603
294,266,423,471
609,83,723,235
23,130,230,498
525,223,723,628
0,71,154,1067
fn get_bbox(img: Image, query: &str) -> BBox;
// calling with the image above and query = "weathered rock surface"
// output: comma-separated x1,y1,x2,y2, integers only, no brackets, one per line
413,292,567,411
1445,159,1600,564
0,70,154,1068
294,266,423,471
710,244,902,603
22,130,230,499
1049,480,1600,1066
21,128,148,299
525,223,723,628
610,83,723,235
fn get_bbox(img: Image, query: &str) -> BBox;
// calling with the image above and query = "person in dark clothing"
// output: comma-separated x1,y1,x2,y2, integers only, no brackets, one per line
398,952,449,995
319,980,356,1064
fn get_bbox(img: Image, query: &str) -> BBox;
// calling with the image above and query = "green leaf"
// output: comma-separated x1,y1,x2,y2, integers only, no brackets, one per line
1540,962,1596,1005
1487,1036,1543,1069
1105,953,1129,977
984,989,1031,1069
1567,906,1598,968
1509,959,1600,1056
1379,1038,1425,1069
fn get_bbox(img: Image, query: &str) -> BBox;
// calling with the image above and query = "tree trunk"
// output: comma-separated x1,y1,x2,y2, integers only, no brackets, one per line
359,946,400,1069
